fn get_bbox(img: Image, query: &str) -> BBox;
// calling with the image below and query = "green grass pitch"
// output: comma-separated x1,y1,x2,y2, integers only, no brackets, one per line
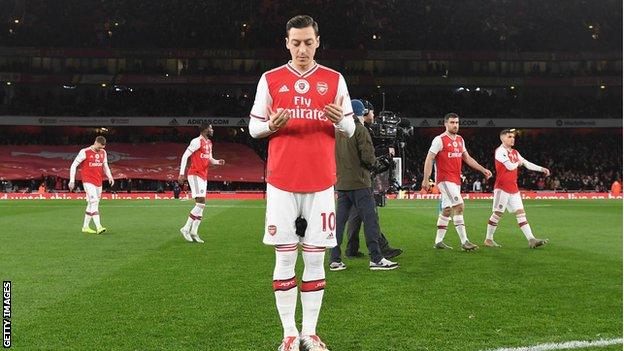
1,199,621,350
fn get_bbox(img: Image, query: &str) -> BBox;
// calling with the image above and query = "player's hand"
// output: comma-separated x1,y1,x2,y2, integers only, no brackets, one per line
421,179,431,191
267,106,291,131
542,168,550,177
68,181,75,191
324,96,344,123
483,169,493,179
217,159,225,165
178,174,186,184
108,178,115,187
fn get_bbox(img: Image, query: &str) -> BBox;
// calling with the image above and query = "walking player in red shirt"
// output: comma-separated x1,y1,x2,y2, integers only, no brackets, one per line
178,123,225,244
69,136,115,234
248,15,355,351
421,113,492,251
485,129,550,248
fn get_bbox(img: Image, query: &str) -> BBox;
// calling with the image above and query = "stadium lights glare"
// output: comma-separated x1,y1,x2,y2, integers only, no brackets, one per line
600,85,606,89
6,81,12,86
114,22,119,26
475,87,481,91
510,85,515,90
588,25,594,29
101,83,107,87
13,19,19,24
62,85,77,89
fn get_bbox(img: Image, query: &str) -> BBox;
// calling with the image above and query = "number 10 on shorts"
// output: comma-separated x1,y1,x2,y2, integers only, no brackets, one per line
320,212,336,232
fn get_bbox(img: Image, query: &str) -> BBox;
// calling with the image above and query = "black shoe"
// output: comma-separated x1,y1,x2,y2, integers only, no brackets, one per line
382,247,403,259
345,251,365,258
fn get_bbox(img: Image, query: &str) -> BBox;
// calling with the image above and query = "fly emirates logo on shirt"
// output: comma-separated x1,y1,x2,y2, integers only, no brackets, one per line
199,145,211,159
283,96,328,121
447,142,463,158
88,154,103,167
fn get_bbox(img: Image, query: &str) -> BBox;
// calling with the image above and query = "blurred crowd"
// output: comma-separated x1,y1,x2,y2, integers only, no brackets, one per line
1,86,620,119
0,128,620,193
1,0,620,51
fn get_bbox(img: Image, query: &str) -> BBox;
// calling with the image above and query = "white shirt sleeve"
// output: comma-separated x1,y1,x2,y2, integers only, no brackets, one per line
428,136,443,155
179,138,200,175
249,73,275,139
333,74,355,137
518,153,543,172
249,116,274,139
495,147,519,171
103,151,113,179
70,149,86,183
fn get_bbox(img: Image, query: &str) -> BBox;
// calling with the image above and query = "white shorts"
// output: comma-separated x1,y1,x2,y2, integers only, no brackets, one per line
263,183,337,248
83,182,102,203
187,175,207,199
492,189,524,213
437,181,463,209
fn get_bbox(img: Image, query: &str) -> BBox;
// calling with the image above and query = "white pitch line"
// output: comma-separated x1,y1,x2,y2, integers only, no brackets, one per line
482,338,622,351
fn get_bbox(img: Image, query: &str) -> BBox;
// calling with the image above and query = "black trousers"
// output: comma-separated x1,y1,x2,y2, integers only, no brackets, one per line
346,204,389,254
331,187,383,263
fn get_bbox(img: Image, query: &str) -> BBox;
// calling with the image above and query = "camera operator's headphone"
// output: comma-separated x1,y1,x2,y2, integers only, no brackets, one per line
361,100,374,116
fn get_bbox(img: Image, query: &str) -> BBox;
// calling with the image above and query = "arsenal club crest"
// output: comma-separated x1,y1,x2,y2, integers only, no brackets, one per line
316,81,328,95
294,79,310,94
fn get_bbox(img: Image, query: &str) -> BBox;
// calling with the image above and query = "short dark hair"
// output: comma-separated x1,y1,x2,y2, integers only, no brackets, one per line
444,112,459,122
95,136,106,145
500,128,516,136
199,122,211,132
286,15,319,37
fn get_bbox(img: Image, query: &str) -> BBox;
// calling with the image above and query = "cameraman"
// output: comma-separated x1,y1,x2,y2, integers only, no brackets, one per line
344,100,403,259
329,100,399,271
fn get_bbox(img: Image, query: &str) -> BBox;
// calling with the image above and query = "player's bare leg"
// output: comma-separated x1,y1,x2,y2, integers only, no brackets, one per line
484,211,503,247
515,209,548,248
452,204,478,251
433,207,453,249
273,244,299,350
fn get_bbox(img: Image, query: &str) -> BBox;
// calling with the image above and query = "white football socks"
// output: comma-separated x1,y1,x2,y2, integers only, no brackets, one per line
453,214,468,244
187,203,205,234
486,213,501,240
273,245,299,338
435,214,450,243
300,246,326,336
516,214,535,240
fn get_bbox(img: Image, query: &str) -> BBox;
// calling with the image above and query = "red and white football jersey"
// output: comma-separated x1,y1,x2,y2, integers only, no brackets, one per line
185,136,213,181
73,147,108,186
429,132,466,185
494,145,524,193
250,62,353,192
